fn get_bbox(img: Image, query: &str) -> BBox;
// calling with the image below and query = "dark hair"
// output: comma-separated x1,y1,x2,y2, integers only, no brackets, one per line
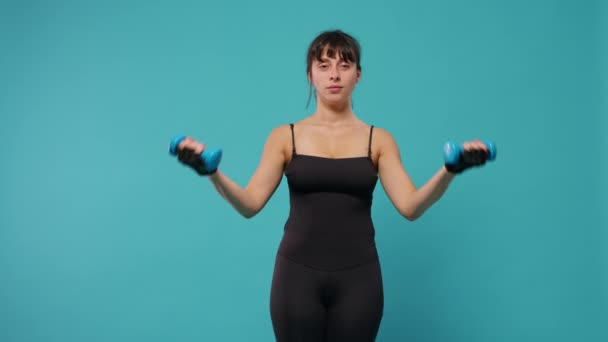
306,30,362,108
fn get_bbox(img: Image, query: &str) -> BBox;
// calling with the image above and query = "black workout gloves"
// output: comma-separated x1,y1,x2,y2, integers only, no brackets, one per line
445,148,488,174
177,148,218,176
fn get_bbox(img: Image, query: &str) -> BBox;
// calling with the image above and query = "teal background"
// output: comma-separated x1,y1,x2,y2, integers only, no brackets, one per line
600,0,607,331
1,0,605,341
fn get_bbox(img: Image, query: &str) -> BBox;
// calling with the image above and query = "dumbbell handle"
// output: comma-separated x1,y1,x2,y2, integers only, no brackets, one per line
443,140,497,165
168,135,223,172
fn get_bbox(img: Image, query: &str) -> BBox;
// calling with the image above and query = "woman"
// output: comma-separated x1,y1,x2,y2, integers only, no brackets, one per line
176,30,489,342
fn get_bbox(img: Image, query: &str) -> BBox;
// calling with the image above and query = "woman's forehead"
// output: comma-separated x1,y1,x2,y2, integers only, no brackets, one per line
316,47,351,62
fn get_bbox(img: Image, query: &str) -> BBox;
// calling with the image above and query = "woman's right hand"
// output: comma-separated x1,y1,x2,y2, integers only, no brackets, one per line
176,137,216,175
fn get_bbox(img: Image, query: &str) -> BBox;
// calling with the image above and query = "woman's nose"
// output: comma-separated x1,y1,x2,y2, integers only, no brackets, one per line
329,67,340,80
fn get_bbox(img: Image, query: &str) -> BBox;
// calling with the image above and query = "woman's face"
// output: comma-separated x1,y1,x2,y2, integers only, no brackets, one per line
308,48,360,106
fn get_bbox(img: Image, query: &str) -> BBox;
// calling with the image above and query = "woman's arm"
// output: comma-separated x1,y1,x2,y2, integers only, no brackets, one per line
179,125,289,219
376,128,485,221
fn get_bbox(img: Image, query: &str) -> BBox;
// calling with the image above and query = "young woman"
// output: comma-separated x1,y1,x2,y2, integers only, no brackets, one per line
176,30,489,342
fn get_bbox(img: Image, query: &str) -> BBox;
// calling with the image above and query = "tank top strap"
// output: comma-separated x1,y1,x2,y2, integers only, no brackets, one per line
368,125,374,158
289,123,297,155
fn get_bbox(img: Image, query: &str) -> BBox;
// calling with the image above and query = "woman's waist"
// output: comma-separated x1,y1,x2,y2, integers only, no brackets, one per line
277,232,378,271
284,209,373,229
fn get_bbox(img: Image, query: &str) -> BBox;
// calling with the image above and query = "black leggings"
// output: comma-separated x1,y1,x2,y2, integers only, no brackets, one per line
270,253,384,342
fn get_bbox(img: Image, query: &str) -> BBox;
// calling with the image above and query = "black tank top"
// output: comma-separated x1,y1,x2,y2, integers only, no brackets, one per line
277,123,380,271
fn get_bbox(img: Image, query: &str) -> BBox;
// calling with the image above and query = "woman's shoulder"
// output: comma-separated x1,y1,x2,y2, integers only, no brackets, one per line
369,125,401,158
265,123,293,142
263,122,301,149
370,125,395,141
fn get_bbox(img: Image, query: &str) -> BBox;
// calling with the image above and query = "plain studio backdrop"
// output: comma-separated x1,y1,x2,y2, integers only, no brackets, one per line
1,0,606,341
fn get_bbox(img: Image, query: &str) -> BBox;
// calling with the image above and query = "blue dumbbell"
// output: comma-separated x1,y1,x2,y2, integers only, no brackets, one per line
168,135,223,173
443,140,497,165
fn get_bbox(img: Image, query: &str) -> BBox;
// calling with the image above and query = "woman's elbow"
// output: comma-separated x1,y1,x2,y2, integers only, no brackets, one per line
242,211,256,219
240,202,264,219
240,207,259,219
400,206,422,221
403,213,420,222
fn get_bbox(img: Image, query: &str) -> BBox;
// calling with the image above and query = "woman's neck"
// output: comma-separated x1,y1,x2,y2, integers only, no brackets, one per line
311,99,358,126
